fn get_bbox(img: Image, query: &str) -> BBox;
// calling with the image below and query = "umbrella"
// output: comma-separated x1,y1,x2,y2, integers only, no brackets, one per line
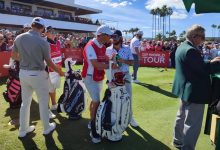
183,0,220,14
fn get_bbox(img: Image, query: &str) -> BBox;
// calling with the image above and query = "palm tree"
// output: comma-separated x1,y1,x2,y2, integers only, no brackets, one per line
129,28,136,37
218,25,220,40
161,5,167,38
212,24,216,38
167,7,173,38
213,24,217,39
155,33,162,40
150,9,156,39
155,7,161,37
134,27,140,33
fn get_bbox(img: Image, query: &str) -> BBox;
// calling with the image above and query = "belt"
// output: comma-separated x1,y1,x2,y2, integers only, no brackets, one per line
87,74,92,76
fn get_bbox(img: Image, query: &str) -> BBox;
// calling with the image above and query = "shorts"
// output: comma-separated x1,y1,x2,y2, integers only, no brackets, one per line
83,75,103,102
48,72,61,93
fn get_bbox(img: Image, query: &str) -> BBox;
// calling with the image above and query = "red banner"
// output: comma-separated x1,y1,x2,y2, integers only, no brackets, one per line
62,48,83,64
0,51,11,77
140,51,170,67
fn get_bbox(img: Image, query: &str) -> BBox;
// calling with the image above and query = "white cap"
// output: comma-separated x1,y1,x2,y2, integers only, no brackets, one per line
96,25,113,36
136,30,143,35
23,23,31,28
31,17,45,27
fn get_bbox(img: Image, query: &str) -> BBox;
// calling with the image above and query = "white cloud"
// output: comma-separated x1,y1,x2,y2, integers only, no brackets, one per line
145,0,186,10
94,0,132,8
171,11,188,19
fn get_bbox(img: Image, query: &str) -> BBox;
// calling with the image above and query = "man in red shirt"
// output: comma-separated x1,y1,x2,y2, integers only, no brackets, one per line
45,26,62,116
82,25,118,143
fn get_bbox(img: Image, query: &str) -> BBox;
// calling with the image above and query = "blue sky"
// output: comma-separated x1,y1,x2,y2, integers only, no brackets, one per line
75,0,220,38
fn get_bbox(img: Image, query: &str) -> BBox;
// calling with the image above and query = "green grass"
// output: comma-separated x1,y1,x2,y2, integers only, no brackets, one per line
0,66,214,150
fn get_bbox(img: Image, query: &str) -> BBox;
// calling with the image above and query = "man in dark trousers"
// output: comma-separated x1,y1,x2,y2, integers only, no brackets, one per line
172,24,220,150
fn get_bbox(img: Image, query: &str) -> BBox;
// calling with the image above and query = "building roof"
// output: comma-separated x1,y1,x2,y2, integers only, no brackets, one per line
13,0,102,16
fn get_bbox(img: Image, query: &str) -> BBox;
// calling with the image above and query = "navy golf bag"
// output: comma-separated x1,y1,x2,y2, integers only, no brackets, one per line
3,60,22,109
57,58,86,119
96,61,131,141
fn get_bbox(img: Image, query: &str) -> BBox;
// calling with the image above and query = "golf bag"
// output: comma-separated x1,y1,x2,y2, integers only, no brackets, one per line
57,58,86,119
2,60,22,109
209,99,220,115
95,61,131,141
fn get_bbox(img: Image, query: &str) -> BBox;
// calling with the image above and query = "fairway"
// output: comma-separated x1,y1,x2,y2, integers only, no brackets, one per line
0,66,214,150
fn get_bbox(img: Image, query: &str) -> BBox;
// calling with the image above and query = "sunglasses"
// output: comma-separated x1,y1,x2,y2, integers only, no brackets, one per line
111,34,121,41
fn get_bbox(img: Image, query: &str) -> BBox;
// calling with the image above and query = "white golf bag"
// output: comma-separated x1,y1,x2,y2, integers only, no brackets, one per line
57,58,86,119
95,61,131,141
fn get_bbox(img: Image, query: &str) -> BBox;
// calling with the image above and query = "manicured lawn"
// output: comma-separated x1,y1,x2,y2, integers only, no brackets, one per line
0,66,214,150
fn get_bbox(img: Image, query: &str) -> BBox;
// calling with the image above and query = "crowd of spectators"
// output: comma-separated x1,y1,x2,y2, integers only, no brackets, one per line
201,42,220,61
0,6,100,25
0,29,16,51
0,27,94,52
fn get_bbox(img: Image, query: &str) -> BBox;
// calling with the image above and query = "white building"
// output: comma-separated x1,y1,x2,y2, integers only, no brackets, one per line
0,0,102,32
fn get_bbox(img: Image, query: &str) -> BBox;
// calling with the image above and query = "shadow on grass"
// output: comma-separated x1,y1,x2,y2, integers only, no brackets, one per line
136,82,177,98
54,113,171,150
0,77,7,86
5,99,40,129
44,133,59,150
126,127,171,150
55,113,92,149
18,134,40,150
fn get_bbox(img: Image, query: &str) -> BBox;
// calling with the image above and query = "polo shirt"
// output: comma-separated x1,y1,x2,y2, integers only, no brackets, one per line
13,30,50,70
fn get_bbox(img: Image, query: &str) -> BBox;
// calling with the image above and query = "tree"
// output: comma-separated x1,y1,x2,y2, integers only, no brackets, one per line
155,7,161,37
179,30,186,42
129,28,136,37
167,7,173,38
212,24,217,38
169,30,177,40
160,5,168,38
218,25,220,40
150,9,156,39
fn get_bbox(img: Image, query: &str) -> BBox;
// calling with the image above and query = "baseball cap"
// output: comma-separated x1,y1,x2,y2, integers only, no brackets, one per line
31,17,45,27
46,26,53,32
23,23,31,28
113,30,122,37
136,30,143,35
96,25,113,36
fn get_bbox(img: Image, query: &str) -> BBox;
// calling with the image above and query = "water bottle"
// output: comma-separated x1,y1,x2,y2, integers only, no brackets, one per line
115,54,122,67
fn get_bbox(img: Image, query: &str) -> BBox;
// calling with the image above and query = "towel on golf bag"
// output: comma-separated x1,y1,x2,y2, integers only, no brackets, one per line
96,86,131,141
3,60,21,109
57,59,86,117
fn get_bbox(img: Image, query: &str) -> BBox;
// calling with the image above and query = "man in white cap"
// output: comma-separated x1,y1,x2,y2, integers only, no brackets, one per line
81,25,118,143
23,23,31,33
11,17,65,138
130,30,143,83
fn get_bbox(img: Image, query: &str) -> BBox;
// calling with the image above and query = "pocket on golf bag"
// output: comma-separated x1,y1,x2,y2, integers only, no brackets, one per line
3,77,22,109
58,82,85,116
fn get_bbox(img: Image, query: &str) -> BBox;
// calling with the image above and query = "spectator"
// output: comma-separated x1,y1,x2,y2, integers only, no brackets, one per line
0,34,7,51
130,30,143,83
172,24,220,150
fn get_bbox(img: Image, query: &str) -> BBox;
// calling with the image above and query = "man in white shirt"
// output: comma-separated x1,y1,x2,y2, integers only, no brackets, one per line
130,30,143,83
